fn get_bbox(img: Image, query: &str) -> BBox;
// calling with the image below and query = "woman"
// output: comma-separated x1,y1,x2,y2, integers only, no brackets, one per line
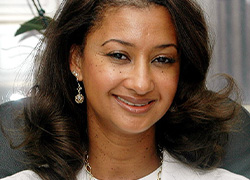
2,0,248,179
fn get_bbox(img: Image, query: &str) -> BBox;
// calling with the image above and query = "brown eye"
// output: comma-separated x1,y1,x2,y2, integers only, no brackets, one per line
152,56,175,64
107,52,128,60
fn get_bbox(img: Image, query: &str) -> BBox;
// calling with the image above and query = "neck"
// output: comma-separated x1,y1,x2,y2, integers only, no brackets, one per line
87,118,161,180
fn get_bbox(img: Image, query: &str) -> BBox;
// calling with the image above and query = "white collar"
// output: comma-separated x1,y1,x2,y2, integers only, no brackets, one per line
77,150,247,180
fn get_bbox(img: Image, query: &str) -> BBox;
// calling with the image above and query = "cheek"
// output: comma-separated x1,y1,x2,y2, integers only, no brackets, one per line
158,67,180,98
82,60,122,93
160,78,178,96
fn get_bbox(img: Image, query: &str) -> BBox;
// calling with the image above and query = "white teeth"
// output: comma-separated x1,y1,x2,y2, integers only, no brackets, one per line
117,96,148,107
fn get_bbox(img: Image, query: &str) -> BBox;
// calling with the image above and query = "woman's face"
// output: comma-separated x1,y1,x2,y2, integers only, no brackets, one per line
70,5,180,135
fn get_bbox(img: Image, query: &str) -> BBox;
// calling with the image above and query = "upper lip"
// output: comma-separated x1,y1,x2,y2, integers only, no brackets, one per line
114,95,155,105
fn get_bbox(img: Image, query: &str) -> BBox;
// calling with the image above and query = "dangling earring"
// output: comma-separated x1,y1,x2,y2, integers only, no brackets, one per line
72,71,84,104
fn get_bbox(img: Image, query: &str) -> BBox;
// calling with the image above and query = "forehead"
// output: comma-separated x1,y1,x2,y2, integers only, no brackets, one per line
87,5,177,46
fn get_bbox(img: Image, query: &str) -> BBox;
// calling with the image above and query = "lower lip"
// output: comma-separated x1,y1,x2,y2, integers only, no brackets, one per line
114,96,155,114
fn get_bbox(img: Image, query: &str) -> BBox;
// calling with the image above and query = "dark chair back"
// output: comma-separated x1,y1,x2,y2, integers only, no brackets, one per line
0,100,27,178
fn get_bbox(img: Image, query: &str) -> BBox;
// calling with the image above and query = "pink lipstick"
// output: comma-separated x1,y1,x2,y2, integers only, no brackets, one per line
114,95,155,114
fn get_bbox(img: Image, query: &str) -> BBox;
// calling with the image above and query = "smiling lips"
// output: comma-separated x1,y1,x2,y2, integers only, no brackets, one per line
114,95,155,114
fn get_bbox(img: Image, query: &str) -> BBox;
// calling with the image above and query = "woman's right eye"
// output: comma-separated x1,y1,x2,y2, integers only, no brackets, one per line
107,52,129,61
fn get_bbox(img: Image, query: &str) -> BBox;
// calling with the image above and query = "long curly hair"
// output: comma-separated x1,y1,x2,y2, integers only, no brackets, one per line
20,0,239,179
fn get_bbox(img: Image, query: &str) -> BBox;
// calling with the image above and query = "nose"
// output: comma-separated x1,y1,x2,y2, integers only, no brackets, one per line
124,60,154,95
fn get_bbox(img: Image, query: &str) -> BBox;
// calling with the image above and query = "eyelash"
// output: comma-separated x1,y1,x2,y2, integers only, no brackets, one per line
106,52,129,61
152,56,176,64
106,52,176,64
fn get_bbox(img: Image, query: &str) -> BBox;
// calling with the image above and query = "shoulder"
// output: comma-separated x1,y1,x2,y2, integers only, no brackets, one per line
1,170,41,180
201,168,249,180
162,151,249,180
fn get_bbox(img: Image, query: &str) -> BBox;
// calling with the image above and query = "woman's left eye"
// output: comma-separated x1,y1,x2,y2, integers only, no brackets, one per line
152,56,176,64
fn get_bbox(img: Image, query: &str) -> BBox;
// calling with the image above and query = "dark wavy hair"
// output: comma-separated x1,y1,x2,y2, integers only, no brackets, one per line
20,0,239,179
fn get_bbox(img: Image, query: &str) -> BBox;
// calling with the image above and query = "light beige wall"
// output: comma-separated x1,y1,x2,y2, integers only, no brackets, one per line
197,0,250,107
0,0,61,103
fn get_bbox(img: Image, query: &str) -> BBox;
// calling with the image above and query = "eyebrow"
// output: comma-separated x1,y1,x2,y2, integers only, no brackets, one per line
102,39,135,47
154,44,178,51
101,39,178,51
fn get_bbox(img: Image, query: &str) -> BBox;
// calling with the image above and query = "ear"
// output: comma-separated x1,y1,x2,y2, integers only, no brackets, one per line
69,44,83,81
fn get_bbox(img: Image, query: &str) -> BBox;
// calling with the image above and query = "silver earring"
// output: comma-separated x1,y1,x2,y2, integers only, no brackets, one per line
72,70,78,77
72,71,84,104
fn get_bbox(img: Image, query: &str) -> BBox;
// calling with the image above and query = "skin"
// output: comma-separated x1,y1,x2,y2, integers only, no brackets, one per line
70,5,180,180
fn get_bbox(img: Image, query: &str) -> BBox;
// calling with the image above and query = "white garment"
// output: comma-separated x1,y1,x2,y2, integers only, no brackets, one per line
1,151,249,180
81,166,161,180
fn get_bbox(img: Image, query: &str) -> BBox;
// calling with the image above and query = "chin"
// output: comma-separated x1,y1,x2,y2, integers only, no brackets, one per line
114,120,157,135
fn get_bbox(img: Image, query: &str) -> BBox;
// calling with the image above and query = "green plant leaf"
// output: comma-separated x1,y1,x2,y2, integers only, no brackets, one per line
15,16,52,36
